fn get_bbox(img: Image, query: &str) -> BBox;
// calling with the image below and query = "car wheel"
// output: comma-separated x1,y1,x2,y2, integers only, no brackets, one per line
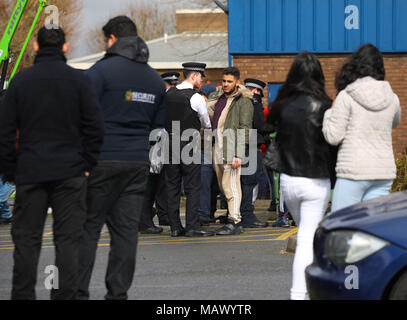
388,270,407,300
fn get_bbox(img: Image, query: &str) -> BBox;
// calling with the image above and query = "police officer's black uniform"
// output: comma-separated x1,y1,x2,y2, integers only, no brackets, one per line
240,78,273,228
164,63,214,237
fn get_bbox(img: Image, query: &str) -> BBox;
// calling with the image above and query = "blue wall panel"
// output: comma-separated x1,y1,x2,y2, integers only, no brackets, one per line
298,0,314,51
228,0,407,54
379,0,393,51
267,0,283,51
253,0,267,51
315,0,330,52
346,0,362,51
395,0,407,50
283,0,299,52
364,0,377,46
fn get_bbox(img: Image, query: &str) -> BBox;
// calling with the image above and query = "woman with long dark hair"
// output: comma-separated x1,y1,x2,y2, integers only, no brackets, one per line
268,51,336,300
323,43,401,212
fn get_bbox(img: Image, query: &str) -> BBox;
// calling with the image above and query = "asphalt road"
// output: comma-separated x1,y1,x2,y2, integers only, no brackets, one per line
0,202,296,300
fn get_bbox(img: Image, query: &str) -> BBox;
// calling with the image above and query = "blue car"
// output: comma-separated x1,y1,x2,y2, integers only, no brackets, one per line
305,191,407,300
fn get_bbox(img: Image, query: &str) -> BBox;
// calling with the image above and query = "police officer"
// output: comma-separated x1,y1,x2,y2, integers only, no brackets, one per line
239,78,272,228
161,71,180,91
165,62,214,237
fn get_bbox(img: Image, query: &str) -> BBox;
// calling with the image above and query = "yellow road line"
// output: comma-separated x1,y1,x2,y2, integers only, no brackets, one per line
0,232,283,247
138,229,287,240
273,228,298,240
0,229,290,242
0,233,279,248
138,233,282,243
102,237,284,246
0,233,295,250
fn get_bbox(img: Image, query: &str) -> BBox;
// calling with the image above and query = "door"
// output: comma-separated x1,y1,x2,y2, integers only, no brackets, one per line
267,82,283,105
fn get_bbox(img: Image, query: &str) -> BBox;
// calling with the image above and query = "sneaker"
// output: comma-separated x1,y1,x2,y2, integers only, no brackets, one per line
2,182,16,200
0,201,12,223
272,216,290,228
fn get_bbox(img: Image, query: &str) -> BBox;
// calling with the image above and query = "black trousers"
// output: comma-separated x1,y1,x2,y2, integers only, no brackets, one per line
139,169,168,230
165,161,201,232
210,176,219,217
240,150,263,226
77,161,149,300
11,176,87,300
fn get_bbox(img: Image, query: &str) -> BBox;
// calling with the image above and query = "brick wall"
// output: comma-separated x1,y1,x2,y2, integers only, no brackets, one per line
176,10,228,33
233,53,407,156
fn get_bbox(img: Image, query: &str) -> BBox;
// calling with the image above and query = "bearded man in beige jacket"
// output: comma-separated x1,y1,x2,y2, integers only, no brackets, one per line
206,67,254,235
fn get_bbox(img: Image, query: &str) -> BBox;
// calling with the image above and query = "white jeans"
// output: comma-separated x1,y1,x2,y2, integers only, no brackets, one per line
280,174,331,300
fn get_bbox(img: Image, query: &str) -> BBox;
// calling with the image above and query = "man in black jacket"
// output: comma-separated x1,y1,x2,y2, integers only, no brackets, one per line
239,78,272,228
77,16,167,300
0,27,104,300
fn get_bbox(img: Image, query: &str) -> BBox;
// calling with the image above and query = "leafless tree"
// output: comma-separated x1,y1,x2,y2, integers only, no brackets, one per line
86,1,174,54
160,0,220,9
0,0,82,74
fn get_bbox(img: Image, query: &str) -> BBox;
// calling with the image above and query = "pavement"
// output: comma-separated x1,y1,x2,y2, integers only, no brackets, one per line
0,200,297,300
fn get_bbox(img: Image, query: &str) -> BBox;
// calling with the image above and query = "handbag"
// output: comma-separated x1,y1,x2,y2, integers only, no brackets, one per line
262,137,282,172
149,130,168,174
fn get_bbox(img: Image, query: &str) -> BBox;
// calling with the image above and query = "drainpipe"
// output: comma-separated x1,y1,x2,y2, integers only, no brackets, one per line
214,0,228,14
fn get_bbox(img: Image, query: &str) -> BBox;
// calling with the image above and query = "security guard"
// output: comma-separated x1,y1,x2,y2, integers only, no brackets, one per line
165,62,214,237
239,78,272,228
161,71,180,90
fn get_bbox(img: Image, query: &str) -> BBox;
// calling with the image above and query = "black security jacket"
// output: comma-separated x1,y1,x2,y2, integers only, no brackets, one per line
268,94,337,184
86,36,167,163
0,48,104,185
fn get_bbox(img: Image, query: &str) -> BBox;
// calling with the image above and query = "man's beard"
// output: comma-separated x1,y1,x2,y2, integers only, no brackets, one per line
193,80,201,90
223,85,237,95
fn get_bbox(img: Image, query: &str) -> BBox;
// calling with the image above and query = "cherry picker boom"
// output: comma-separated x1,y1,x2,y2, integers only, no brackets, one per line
0,0,48,91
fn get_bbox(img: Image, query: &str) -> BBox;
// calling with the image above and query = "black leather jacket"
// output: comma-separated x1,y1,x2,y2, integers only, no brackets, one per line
268,94,337,185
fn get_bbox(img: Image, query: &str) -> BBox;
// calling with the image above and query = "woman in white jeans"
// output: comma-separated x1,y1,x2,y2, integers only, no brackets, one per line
268,52,337,300
323,44,401,212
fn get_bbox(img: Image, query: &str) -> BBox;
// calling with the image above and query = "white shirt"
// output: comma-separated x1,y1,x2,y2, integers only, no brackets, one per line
176,81,212,129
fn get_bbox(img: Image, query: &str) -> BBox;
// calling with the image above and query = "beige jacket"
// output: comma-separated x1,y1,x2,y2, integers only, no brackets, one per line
206,85,254,163
323,76,401,180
